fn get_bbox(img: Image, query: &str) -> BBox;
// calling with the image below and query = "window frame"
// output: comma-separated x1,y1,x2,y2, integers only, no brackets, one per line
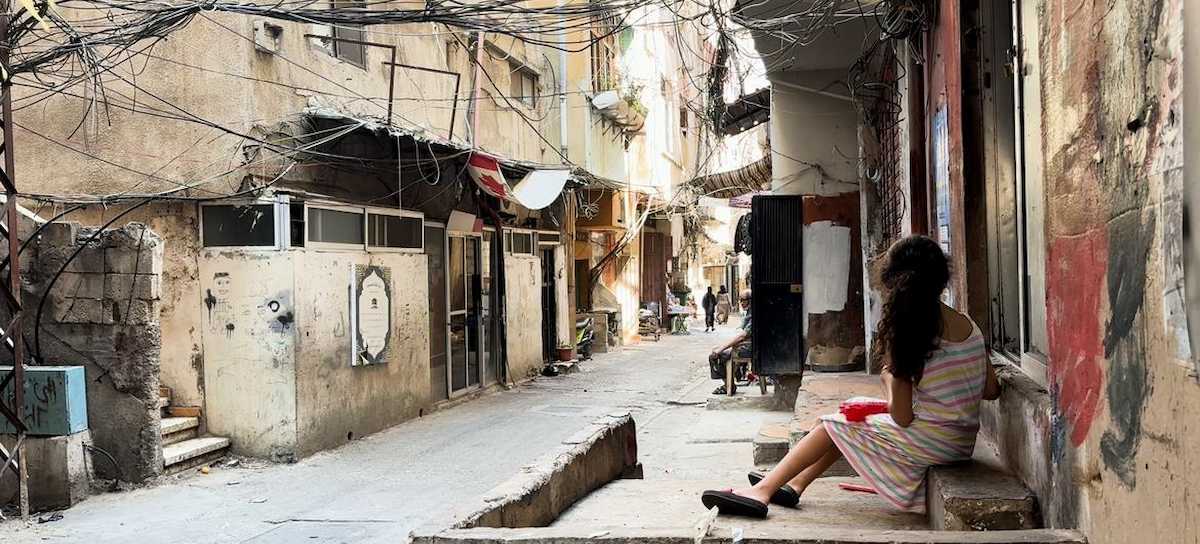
1010,0,1049,386
366,208,425,253
302,201,426,253
509,62,539,108
331,0,367,68
505,228,536,256
199,197,287,250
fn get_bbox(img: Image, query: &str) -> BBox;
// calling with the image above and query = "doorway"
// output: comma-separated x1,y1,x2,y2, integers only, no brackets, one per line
541,247,558,362
448,234,484,395
426,223,449,401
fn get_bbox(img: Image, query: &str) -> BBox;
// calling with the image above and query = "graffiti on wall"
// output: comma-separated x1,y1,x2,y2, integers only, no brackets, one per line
1046,232,1105,452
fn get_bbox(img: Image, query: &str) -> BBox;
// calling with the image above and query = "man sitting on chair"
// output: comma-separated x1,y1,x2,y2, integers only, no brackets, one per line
709,290,752,395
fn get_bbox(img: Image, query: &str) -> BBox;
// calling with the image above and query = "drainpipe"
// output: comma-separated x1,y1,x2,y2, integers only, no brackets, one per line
1184,4,1199,376
558,0,569,159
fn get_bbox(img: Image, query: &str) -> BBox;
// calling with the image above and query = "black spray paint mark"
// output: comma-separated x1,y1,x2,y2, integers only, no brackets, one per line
276,311,294,329
267,300,281,312
1099,212,1155,489
225,323,235,337
204,289,217,317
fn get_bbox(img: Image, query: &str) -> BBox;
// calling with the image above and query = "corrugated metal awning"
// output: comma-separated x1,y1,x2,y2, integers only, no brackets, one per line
691,155,771,199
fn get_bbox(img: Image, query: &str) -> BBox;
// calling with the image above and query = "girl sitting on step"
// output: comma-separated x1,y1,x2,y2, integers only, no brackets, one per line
700,234,1001,517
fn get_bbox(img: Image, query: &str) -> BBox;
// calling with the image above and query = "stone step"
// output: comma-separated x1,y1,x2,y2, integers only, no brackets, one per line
928,462,1041,531
162,436,229,469
159,416,199,446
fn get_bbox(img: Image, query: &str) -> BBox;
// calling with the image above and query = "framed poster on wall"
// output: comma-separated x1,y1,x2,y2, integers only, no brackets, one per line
350,263,393,366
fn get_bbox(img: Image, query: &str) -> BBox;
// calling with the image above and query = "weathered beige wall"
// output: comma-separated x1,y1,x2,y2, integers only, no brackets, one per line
292,250,430,457
14,13,564,201
198,250,298,461
505,254,544,379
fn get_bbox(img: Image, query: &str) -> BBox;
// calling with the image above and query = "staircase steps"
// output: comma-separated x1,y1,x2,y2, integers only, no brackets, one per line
157,386,230,473
162,436,231,474
160,416,199,446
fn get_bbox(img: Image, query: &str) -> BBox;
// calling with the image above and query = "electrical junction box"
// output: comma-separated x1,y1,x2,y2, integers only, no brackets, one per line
0,366,88,436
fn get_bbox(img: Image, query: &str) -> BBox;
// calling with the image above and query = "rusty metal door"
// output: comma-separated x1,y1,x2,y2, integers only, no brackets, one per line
751,195,805,376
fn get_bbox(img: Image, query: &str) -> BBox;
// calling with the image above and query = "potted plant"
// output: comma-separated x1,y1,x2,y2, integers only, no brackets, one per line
556,344,575,362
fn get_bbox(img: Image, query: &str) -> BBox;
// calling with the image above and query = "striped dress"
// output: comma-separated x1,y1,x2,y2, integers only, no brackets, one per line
821,321,988,510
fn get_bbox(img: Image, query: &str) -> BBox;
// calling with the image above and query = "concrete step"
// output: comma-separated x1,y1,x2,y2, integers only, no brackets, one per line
156,395,169,413
162,436,229,472
928,463,1041,531
159,416,199,446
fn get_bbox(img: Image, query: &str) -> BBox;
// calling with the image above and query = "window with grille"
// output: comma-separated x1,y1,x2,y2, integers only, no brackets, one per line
590,10,620,92
332,0,366,67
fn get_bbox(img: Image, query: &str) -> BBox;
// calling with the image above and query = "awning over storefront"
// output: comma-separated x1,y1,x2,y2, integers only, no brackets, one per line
691,154,771,199
466,152,572,211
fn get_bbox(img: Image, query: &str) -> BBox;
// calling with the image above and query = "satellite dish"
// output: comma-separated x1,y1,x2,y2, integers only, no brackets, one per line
591,90,620,110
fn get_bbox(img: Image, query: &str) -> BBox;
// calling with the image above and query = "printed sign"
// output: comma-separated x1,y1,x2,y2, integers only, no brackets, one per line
350,264,392,366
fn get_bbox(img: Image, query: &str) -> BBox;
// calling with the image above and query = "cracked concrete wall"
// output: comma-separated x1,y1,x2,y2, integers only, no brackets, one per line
293,250,429,457
198,251,299,461
27,222,164,482
1016,0,1198,540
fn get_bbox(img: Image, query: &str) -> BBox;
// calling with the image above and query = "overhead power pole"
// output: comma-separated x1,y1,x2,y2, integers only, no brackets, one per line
0,7,30,519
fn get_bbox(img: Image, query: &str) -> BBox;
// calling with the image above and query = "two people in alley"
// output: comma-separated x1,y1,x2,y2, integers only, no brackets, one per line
702,235,1001,517
708,289,753,395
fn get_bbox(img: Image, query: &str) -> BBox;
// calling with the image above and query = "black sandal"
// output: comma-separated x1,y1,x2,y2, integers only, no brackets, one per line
700,490,768,518
747,471,801,508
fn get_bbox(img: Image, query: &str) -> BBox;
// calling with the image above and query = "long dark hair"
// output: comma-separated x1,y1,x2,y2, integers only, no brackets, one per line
871,235,950,383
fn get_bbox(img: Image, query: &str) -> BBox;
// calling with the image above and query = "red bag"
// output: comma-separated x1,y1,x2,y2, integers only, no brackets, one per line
839,397,889,422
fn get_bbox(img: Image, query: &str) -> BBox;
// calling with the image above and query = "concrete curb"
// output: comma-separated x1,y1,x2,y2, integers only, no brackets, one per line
415,412,639,537
417,527,1086,544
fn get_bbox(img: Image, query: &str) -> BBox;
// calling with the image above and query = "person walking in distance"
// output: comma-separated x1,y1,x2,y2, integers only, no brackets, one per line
715,285,732,324
702,286,718,332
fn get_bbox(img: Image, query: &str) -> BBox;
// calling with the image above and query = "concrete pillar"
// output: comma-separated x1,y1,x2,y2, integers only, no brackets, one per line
0,431,92,509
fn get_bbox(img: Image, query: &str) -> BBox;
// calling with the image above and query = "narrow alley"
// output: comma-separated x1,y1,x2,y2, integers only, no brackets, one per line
10,324,737,543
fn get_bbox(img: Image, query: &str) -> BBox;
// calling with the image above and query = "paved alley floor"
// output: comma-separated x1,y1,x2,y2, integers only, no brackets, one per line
6,321,738,544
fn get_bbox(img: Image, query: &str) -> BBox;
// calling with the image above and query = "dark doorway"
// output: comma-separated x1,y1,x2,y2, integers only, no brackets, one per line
574,258,591,310
541,248,558,362
751,195,805,376
425,224,449,401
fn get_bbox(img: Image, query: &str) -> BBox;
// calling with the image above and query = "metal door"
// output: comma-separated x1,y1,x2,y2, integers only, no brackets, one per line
751,195,805,376
425,224,449,401
540,248,557,362
448,234,483,395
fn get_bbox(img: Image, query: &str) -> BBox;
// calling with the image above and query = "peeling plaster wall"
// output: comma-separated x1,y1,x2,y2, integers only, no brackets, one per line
505,254,544,380
1017,0,1199,540
293,251,429,457
198,251,298,461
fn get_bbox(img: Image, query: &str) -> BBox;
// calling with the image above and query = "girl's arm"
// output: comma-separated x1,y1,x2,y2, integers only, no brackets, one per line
882,370,915,427
982,360,1002,400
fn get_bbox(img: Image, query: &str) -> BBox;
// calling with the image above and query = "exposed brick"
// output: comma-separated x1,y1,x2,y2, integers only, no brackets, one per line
63,247,105,274
104,248,163,276
57,272,105,299
109,299,159,325
41,221,79,247
104,273,161,301
52,298,107,324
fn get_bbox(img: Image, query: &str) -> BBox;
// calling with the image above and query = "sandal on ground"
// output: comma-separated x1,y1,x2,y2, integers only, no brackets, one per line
700,490,768,518
747,471,801,508
712,385,737,395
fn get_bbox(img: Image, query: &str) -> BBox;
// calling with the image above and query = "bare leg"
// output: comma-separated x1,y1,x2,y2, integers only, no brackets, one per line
732,422,838,504
785,446,842,494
